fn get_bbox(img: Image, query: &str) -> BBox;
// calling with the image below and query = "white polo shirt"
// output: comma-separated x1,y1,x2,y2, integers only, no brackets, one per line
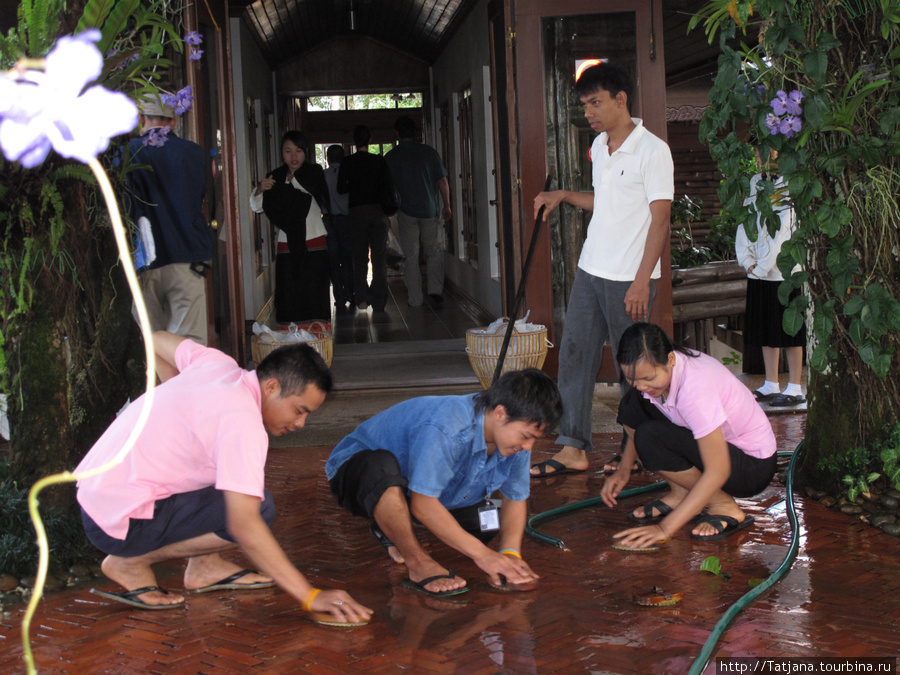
578,119,674,281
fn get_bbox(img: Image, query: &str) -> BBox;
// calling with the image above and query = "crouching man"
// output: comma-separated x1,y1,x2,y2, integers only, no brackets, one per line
76,331,371,625
326,368,562,596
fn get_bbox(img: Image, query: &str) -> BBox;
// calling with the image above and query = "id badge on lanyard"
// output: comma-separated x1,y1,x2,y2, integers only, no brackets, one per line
478,496,501,532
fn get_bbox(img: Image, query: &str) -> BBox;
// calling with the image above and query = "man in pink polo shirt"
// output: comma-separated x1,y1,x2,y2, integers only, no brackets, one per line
76,332,371,625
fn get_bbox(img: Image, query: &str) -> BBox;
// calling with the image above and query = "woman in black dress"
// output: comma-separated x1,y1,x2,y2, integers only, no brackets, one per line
251,131,331,325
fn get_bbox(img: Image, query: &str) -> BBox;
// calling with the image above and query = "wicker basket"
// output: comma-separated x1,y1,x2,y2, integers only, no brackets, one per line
251,320,333,367
465,324,552,389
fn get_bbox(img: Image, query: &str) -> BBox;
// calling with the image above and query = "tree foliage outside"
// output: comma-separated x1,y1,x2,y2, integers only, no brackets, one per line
694,0,900,489
307,92,423,112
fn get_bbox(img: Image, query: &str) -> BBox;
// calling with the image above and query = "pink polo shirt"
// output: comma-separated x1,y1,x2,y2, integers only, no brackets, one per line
644,351,776,459
76,340,268,539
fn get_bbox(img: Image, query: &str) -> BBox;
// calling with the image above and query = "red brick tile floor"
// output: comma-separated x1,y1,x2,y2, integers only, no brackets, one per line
2,412,899,674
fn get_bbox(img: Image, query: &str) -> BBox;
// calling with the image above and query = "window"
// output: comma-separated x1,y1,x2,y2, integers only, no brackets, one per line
306,93,423,112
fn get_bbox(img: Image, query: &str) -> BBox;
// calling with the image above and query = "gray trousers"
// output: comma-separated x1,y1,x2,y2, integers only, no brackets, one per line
397,211,444,306
556,268,655,452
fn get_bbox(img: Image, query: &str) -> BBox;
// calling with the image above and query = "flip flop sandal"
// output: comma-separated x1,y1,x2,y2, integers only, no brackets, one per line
90,586,185,610
488,576,539,592
308,611,371,627
370,522,398,557
633,586,684,607
612,541,661,552
530,459,586,478
690,514,755,541
401,569,469,597
602,454,644,475
187,569,276,593
627,499,673,525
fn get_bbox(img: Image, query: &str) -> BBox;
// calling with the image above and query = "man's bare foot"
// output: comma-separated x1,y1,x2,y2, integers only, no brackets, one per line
406,560,467,594
100,556,184,607
183,554,273,591
529,445,589,476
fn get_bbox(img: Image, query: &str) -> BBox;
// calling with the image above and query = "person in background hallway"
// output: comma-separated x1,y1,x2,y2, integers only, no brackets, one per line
384,116,451,307
337,125,397,313
323,144,355,309
251,131,331,325
127,95,212,345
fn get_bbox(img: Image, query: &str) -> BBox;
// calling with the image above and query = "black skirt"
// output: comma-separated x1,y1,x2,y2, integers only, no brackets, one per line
744,278,806,348
274,248,332,324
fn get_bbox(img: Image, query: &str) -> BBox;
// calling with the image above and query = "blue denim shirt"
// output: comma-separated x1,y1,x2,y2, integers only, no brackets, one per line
325,394,530,508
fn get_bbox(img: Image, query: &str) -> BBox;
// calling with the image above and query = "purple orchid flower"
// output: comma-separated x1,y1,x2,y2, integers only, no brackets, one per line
184,31,203,46
771,89,804,117
765,113,781,135
0,30,138,167
161,85,193,115
785,90,804,116
770,90,789,116
778,115,803,138
143,127,171,147
189,48,204,62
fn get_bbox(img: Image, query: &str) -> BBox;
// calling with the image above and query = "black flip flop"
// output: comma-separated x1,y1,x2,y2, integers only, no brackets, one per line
602,454,644,475
691,514,755,541
530,459,586,478
401,569,469,597
90,586,185,610
627,499,673,525
370,522,398,557
187,569,275,594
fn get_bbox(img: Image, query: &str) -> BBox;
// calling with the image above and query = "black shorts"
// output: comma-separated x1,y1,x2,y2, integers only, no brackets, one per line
329,449,498,543
617,389,776,498
80,486,276,557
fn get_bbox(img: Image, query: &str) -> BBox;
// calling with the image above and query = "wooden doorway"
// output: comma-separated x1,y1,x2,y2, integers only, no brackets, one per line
185,0,245,362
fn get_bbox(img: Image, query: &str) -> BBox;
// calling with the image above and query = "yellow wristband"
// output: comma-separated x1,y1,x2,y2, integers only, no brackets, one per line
301,587,321,612
500,548,522,558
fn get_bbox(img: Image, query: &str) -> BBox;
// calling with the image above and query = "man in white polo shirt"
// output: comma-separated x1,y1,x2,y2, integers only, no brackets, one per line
529,62,674,477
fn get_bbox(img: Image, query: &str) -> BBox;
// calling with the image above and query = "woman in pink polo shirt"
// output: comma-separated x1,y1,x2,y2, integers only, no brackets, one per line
601,322,776,549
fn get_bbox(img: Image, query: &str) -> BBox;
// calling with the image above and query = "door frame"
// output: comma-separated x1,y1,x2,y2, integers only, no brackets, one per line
185,0,246,364
511,0,672,377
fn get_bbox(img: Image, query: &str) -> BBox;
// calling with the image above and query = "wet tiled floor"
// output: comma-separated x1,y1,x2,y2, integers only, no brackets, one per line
2,413,899,674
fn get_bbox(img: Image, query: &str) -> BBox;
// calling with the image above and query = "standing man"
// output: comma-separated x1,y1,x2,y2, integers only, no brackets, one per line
529,62,674,477
323,144,355,309
77,333,371,625
384,116,451,306
127,96,212,344
337,125,396,313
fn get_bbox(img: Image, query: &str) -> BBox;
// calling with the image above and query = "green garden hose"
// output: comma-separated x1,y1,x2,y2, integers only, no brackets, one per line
525,446,803,670
688,445,802,674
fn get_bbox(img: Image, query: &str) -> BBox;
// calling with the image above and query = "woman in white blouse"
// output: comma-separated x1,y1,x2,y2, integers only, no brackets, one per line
251,131,331,325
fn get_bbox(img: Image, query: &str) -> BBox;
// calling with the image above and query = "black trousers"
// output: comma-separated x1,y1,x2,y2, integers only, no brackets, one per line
616,389,776,498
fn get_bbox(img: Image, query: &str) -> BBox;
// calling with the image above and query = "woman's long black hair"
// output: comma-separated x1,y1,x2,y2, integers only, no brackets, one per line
616,322,698,368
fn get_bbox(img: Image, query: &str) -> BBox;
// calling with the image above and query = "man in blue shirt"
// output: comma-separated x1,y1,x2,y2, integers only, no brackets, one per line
326,369,562,596
127,96,212,344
